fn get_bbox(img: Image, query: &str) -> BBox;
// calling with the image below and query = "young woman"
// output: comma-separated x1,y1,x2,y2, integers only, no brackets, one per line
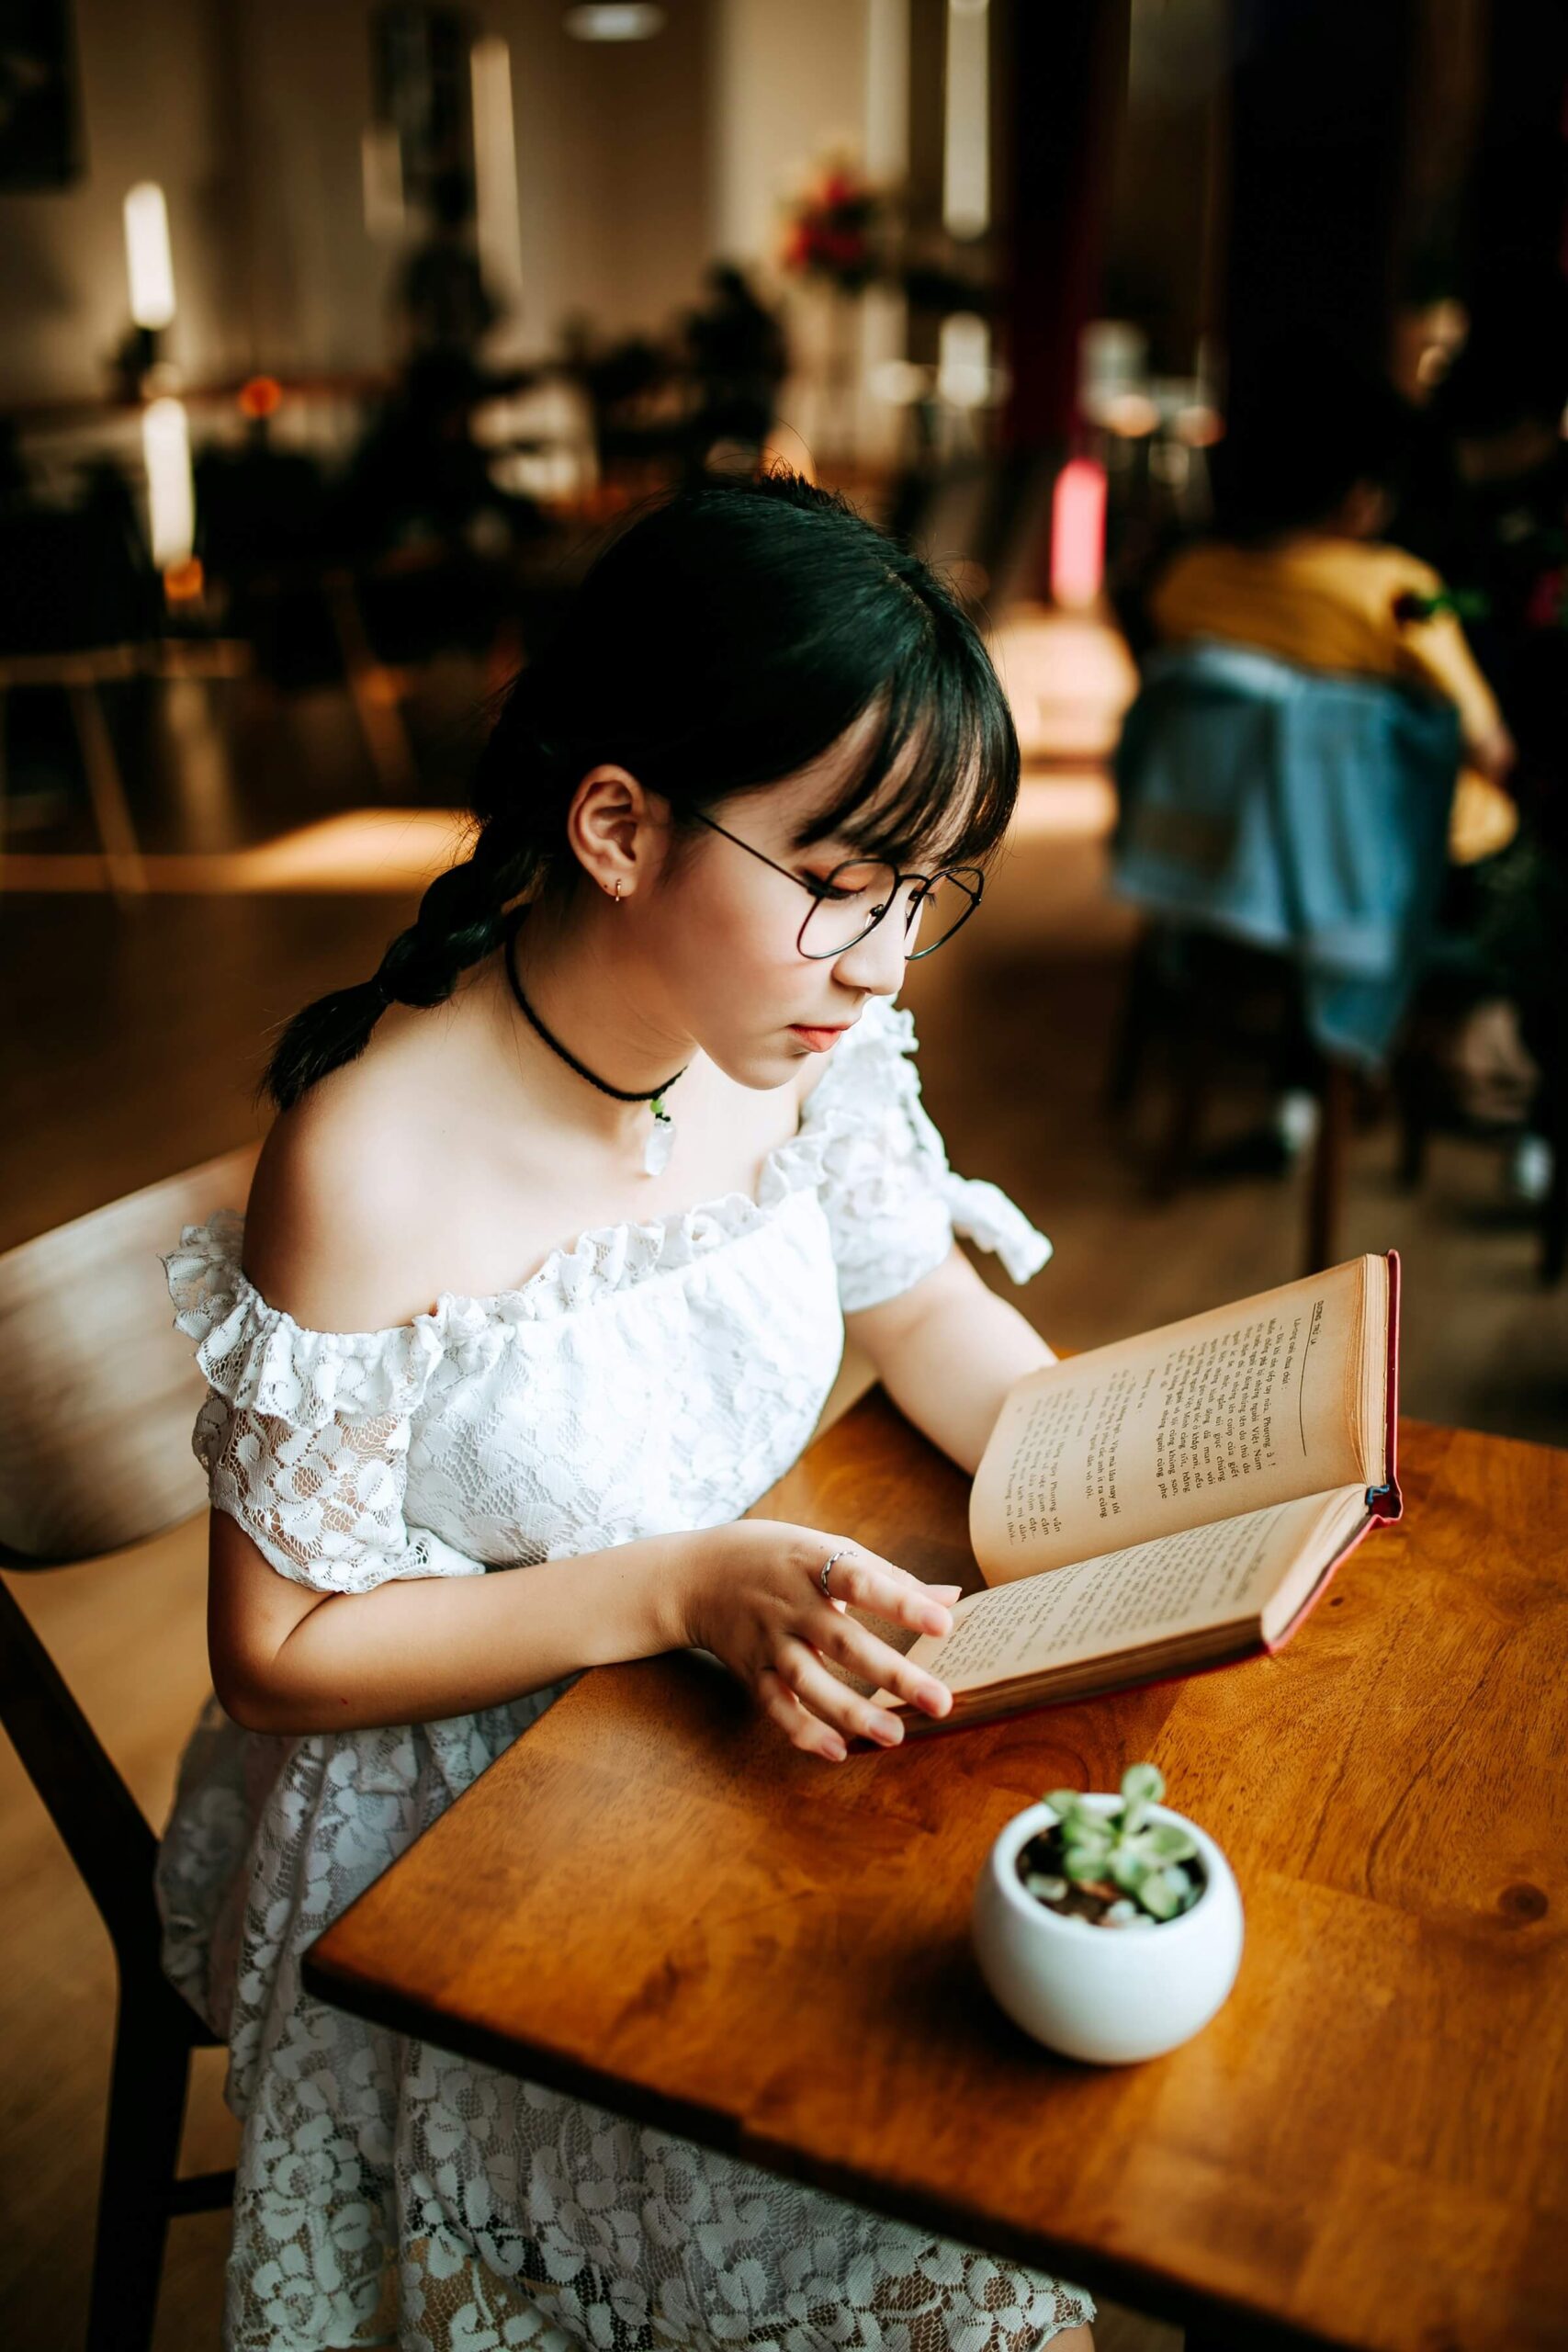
161,471,1094,2351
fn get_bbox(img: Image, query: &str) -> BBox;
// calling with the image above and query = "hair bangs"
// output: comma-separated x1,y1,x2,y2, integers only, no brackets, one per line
788,634,1018,874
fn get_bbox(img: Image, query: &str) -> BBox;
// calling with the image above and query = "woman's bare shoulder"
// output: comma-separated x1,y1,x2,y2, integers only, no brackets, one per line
243,1035,450,1334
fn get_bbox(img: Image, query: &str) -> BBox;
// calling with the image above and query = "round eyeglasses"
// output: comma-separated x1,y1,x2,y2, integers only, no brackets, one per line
693,812,985,961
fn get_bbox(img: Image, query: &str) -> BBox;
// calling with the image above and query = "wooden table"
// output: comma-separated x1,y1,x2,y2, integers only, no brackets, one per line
305,1393,1568,2352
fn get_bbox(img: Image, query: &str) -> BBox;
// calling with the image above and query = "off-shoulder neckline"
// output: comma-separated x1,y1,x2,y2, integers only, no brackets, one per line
167,997,921,1350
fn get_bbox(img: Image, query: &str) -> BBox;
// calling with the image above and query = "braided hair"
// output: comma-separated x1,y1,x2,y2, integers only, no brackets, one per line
264,468,1019,1109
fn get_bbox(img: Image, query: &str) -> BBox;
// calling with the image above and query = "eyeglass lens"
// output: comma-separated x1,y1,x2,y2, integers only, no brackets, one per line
797,861,982,959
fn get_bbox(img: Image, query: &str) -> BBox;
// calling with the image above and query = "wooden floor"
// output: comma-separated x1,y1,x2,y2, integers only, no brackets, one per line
1,612,1561,2349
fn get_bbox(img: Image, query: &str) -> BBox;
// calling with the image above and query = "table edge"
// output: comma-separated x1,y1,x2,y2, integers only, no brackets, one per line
299,1942,1363,2352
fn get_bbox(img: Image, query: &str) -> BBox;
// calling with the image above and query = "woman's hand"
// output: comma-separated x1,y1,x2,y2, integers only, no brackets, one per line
677,1519,959,1762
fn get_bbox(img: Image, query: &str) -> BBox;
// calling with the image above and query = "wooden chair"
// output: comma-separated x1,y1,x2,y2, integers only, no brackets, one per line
0,1144,258,2352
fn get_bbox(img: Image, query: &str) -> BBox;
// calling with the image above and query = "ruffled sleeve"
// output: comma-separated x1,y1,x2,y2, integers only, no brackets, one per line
800,998,1053,1315
163,1212,487,1595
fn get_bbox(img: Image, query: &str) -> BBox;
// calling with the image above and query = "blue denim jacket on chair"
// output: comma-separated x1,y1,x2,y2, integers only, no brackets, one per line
1111,638,1460,1068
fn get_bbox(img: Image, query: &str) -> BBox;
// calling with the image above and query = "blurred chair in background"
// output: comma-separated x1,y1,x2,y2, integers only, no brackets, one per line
0,495,161,899
1109,639,1459,1271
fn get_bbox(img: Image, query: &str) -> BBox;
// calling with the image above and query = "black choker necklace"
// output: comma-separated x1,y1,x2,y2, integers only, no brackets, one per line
503,911,689,1175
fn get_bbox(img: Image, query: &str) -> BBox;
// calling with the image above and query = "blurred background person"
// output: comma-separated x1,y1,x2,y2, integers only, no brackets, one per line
1148,350,1518,864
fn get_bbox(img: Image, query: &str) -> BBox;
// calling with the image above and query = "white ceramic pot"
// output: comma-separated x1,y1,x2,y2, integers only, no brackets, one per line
972,1796,1244,2064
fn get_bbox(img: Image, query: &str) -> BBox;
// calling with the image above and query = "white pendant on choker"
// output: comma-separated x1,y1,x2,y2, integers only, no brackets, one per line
643,1097,676,1176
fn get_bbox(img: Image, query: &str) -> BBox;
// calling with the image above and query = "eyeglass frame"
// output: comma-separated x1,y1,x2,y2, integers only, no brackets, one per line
689,810,986,962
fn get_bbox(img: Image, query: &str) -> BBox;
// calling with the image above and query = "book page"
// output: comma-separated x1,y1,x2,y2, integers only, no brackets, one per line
886,1489,1362,1699
972,1255,1383,1580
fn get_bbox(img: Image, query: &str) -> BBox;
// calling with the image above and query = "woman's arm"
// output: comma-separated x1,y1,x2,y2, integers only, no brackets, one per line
845,1244,1057,1476
209,1506,955,1746
209,1506,686,1732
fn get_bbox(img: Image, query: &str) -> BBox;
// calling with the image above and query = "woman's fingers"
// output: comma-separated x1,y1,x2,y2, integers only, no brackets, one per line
773,1639,908,1749
808,1606,953,1718
820,1545,961,1634
755,1666,847,1762
807,1548,957,1716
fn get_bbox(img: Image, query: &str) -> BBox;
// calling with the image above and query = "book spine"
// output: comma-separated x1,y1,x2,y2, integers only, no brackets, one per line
1380,1248,1403,1521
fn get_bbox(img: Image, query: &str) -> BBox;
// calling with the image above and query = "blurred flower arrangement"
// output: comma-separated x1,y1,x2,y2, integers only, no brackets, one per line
779,155,890,293
775,149,998,459
778,150,995,313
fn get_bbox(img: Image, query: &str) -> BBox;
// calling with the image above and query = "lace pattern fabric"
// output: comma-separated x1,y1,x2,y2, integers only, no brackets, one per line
155,998,1087,2349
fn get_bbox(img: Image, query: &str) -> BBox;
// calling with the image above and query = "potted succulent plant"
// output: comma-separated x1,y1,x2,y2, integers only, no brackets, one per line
971,1765,1244,2064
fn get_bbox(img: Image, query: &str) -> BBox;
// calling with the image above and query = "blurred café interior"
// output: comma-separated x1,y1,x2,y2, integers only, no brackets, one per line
2,0,1566,2346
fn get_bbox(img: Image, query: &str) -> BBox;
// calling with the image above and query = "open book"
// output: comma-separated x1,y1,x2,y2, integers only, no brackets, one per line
873,1250,1402,1732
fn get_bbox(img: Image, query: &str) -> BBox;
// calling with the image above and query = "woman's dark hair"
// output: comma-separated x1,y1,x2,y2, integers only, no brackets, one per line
265,468,1020,1109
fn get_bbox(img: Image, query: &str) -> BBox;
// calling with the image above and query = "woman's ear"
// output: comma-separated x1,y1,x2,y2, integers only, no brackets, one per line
564,765,668,902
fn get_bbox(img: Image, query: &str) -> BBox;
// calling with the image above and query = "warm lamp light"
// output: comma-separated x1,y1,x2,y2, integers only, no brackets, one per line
942,0,990,239
124,182,175,331
937,312,991,409
564,5,665,38
1102,390,1160,438
1050,458,1107,610
471,38,524,310
142,398,195,568
238,377,284,422
164,556,205,603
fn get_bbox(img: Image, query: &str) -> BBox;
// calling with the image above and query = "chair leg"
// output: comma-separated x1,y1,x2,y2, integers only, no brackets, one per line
1303,1058,1353,1273
85,1973,198,2352
324,574,420,799
1392,1049,1431,1193
1152,1017,1209,1199
69,682,147,900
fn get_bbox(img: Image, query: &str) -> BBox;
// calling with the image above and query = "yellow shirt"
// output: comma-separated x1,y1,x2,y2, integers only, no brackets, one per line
1150,536,1516,863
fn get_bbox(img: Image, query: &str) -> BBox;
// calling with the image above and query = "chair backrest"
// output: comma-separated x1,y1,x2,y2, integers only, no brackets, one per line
0,1145,259,1564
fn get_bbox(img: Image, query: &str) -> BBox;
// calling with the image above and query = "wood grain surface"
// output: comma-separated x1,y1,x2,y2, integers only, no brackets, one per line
305,1391,1568,2352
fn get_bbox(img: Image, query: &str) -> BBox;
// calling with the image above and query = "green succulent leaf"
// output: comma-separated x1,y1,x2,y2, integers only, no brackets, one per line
1121,1798,1152,1836
1121,1762,1165,1806
1149,1865,1197,1917
1044,1790,1083,1819
1109,1849,1148,1891
1139,1871,1180,1919
1062,1844,1108,1883
1144,1823,1198,1862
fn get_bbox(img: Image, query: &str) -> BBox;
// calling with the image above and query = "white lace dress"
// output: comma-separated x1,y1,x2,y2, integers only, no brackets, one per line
157,997,1094,2352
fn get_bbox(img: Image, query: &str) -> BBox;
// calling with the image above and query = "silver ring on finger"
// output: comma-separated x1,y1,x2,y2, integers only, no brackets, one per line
819,1547,853,1600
